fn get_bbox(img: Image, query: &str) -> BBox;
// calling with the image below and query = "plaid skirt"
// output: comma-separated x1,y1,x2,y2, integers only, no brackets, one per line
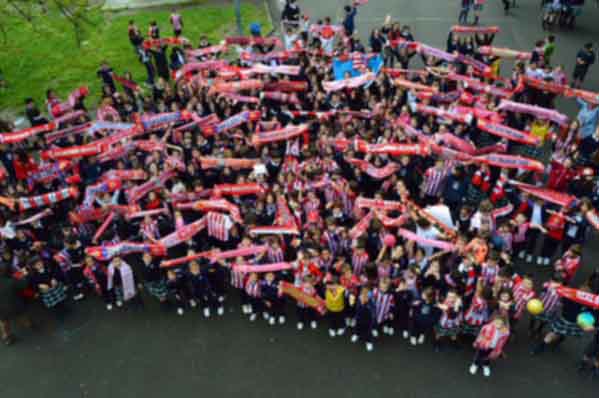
145,280,168,300
435,324,461,337
41,284,67,308
535,312,557,323
550,316,583,337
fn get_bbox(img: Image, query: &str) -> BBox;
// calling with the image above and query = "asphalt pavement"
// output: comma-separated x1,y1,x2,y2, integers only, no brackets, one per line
2,1,599,397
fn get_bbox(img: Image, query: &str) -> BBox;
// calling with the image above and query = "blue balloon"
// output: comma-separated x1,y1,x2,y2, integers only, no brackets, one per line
577,312,596,328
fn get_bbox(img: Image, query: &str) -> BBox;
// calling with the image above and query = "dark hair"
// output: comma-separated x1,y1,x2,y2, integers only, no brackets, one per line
344,5,351,12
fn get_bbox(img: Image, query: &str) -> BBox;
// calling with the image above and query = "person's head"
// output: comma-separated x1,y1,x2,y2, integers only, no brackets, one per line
585,42,593,52
498,289,512,302
344,5,351,12
547,35,555,44
492,315,507,329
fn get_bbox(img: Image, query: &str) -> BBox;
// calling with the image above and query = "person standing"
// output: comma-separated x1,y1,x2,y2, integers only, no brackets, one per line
0,266,30,345
343,3,358,37
458,0,473,24
572,42,596,88
169,9,183,37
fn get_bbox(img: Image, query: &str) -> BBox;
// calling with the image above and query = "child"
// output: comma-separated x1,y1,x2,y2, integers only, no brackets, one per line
511,274,536,333
372,277,395,337
245,272,262,322
262,272,285,325
107,257,141,309
296,274,318,330
187,261,216,318
463,281,491,337
28,256,69,318
325,277,346,337
394,278,414,339
469,316,510,377
82,256,111,310
529,273,563,338
169,9,183,37
351,287,376,352
166,269,186,316
553,244,581,285
410,287,440,346
141,252,168,309
434,289,463,351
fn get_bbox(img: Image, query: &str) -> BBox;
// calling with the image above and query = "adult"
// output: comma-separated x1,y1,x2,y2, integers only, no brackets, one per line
0,265,30,345
572,42,596,88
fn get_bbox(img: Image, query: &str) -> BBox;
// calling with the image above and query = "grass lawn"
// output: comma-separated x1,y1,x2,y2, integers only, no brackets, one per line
0,0,271,116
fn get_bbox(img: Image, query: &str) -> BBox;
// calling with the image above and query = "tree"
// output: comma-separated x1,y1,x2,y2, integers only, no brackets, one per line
0,0,102,47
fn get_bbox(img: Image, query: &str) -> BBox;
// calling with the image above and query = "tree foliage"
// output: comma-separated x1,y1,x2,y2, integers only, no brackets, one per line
0,0,103,47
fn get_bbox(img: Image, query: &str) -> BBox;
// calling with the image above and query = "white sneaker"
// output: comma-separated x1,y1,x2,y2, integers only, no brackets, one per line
217,306,224,316
263,312,269,320
269,317,276,325
310,320,317,329
190,299,197,308
73,293,84,301
537,257,542,265
410,336,417,346
388,327,395,336
350,319,356,327
329,329,336,338
203,307,211,318
116,300,123,308
403,330,409,339
345,317,351,326
249,313,257,322
418,334,425,344
382,326,389,335
372,329,379,338
526,254,532,263
279,315,286,325
106,304,113,311
469,364,478,375
297,322,304,330
544,257,550,265
483,366,491,377
337,328,345,336
518,251,525,259
177,308,184,316
218,296,225,303
351,334,359,343
366,342,374,352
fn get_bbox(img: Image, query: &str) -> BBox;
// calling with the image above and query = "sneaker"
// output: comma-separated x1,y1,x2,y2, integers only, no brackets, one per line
217,306,224,316
218,296,225,303
351,334,359,343
106,304,113,311
469,364,478,375
382,326,389,335
203,307,211,318
310,320,317,329
337,328,345,336
418,334,425,344
518,251,525,259
350,319,356,327
249,313,257,322
483,366,491,377
410,336,417,346
116,300,123,308
177,308,184,316
537,257,542,265
345,317,351,326
372,329,379,338
366,342,374,352
526,254,532,263
73,293,84,301
269,317,276,326
403,330,409,339
544,257,550,266
263,312,269,320
278,315,286,325
190,299,197,308
388,327,395,336
329,329,336,338
297,322,304,330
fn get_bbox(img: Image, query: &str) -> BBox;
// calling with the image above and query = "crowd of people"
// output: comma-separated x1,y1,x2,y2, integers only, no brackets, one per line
1,0,599,379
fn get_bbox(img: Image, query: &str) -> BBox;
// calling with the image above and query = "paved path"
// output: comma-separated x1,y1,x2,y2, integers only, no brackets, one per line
2,2,599,398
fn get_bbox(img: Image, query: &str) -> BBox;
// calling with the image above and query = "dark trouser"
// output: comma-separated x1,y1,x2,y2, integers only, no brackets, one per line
297,306,316,323
458,7,469,24
249,297,262,314
473,348,493,366
265,298,285,317
357,321,373,343
512,240,527,255
328,311,344,330
411,319,432,338
526,229,542,254
68,266,85,296
540,235,560,259
502,0,510,11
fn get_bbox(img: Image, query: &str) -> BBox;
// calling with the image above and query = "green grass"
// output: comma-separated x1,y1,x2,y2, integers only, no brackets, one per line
0,1,271,115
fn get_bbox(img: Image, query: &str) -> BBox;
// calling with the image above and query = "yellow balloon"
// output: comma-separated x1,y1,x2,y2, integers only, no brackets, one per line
527,299,544,316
